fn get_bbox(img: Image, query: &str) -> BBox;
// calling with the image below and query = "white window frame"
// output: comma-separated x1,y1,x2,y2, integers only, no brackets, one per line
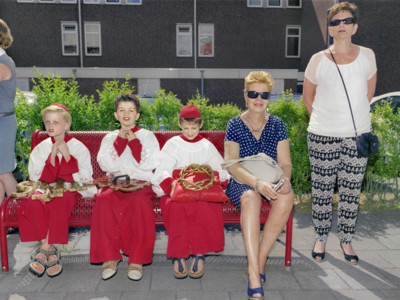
176,24,193,57
267,0,282,8
38,0,56,3
286,0,302,8
83,0,100,4
126,0,142,4
198,23,214,58
84,22,102,56
17,0,35,3
285,25,301,58
247,0,262,7
60,0,77,3
61,21,79,56
105,0,121,4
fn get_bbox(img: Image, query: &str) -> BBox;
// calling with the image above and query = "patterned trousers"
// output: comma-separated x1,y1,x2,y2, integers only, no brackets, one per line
307,133,367,243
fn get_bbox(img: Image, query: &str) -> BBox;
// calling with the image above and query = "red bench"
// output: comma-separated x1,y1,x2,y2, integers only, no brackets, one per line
0,130,293,272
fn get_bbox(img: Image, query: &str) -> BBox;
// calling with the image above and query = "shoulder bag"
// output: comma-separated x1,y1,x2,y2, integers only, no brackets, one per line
221,152,283,183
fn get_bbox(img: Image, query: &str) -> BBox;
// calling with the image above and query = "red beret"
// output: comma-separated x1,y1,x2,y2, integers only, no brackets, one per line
52,103,70,114
179,104,201,118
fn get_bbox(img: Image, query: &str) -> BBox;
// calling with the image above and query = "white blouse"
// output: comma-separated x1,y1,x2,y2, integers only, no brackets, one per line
97,128,160,182
305,46,377,137
151,135,229,197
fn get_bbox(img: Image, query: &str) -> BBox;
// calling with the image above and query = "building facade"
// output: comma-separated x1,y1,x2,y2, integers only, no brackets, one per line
1,0,398,106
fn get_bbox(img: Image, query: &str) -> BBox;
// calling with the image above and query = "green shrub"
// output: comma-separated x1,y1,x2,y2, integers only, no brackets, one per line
269,90,311,196
364,101,400,200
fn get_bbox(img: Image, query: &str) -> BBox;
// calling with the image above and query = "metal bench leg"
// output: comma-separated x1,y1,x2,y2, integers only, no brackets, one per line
0,211,9,272
284,209,293,270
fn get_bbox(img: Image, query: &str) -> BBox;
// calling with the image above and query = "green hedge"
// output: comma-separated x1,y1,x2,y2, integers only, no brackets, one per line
14,72,400,200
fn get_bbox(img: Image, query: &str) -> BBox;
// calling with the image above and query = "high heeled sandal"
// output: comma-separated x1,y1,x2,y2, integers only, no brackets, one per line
260,273,266,286
172,258,188,279
340,243,359,265
311,241,325,262
248,282,264,300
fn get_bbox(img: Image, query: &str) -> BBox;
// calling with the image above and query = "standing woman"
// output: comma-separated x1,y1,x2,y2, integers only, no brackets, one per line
0,19,17,204
303,2,377,264
224,71,294,300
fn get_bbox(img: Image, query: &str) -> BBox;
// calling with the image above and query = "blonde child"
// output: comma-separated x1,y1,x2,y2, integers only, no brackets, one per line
18,103,95,277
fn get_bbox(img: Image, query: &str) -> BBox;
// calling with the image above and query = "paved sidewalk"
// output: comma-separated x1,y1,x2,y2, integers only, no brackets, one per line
1,211,399,300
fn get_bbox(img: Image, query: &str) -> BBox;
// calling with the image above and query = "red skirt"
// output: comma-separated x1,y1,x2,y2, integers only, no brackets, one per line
161,196,224,258
90,186,156,264
18,191,77,244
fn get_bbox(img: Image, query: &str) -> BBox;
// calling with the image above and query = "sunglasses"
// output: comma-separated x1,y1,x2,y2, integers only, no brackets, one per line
329,17,355,27
247,91,270,100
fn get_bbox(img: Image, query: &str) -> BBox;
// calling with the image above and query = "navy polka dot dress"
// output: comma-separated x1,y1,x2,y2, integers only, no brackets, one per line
225,114,288,210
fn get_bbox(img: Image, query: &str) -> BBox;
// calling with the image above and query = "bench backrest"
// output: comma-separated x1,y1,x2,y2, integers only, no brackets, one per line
31,130,226,180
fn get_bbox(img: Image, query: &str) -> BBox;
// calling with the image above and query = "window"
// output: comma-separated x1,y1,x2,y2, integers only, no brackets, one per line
17,0,34,3
247,0,262,7
267,0,281,7
60,0,77,3
126,0,142,4
85,22,102,56
84,0,100,3
176,24,192,57
286,25,301,57
61,22,79,56
287,0,301,8
198,23,214,57
105,0,121,3
39,0,56,2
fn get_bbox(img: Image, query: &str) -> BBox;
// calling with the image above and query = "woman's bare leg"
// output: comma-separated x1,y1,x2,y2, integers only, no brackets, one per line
240,190,263,295
258,191,294,274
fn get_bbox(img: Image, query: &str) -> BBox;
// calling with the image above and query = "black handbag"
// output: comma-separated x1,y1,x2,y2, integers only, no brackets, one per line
329,49,380,158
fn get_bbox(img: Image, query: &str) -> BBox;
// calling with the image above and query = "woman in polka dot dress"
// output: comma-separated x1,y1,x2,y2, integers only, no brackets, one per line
224,71,294,300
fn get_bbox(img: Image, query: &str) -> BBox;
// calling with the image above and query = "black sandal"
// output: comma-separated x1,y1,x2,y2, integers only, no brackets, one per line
340,243,359,265
172,258,187,279
189,255,205,279
311,241,325,262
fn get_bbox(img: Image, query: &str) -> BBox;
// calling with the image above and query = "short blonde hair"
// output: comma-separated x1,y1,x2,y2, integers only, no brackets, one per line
244,71,274,93
41,104,72,125
327,1,358,23
0,19,13,49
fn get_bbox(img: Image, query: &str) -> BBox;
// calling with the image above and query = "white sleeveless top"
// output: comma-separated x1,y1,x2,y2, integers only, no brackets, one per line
305,46,377,137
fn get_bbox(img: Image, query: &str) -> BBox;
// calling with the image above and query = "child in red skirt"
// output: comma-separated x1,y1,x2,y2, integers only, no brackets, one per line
152,104,229,279
18,103,95,277
90,94,160,281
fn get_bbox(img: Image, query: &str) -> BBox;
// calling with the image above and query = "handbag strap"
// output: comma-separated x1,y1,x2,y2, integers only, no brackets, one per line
329,49,358,138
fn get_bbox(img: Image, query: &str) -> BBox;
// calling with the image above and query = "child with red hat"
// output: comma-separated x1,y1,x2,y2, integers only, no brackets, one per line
18,103,96,278
152,104,229,279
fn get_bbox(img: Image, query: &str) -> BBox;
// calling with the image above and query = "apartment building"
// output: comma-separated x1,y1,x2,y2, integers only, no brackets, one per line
0,0,397,105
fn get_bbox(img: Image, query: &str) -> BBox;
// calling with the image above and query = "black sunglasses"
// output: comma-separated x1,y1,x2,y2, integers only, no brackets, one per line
329,17,355,27
247,91,270,100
